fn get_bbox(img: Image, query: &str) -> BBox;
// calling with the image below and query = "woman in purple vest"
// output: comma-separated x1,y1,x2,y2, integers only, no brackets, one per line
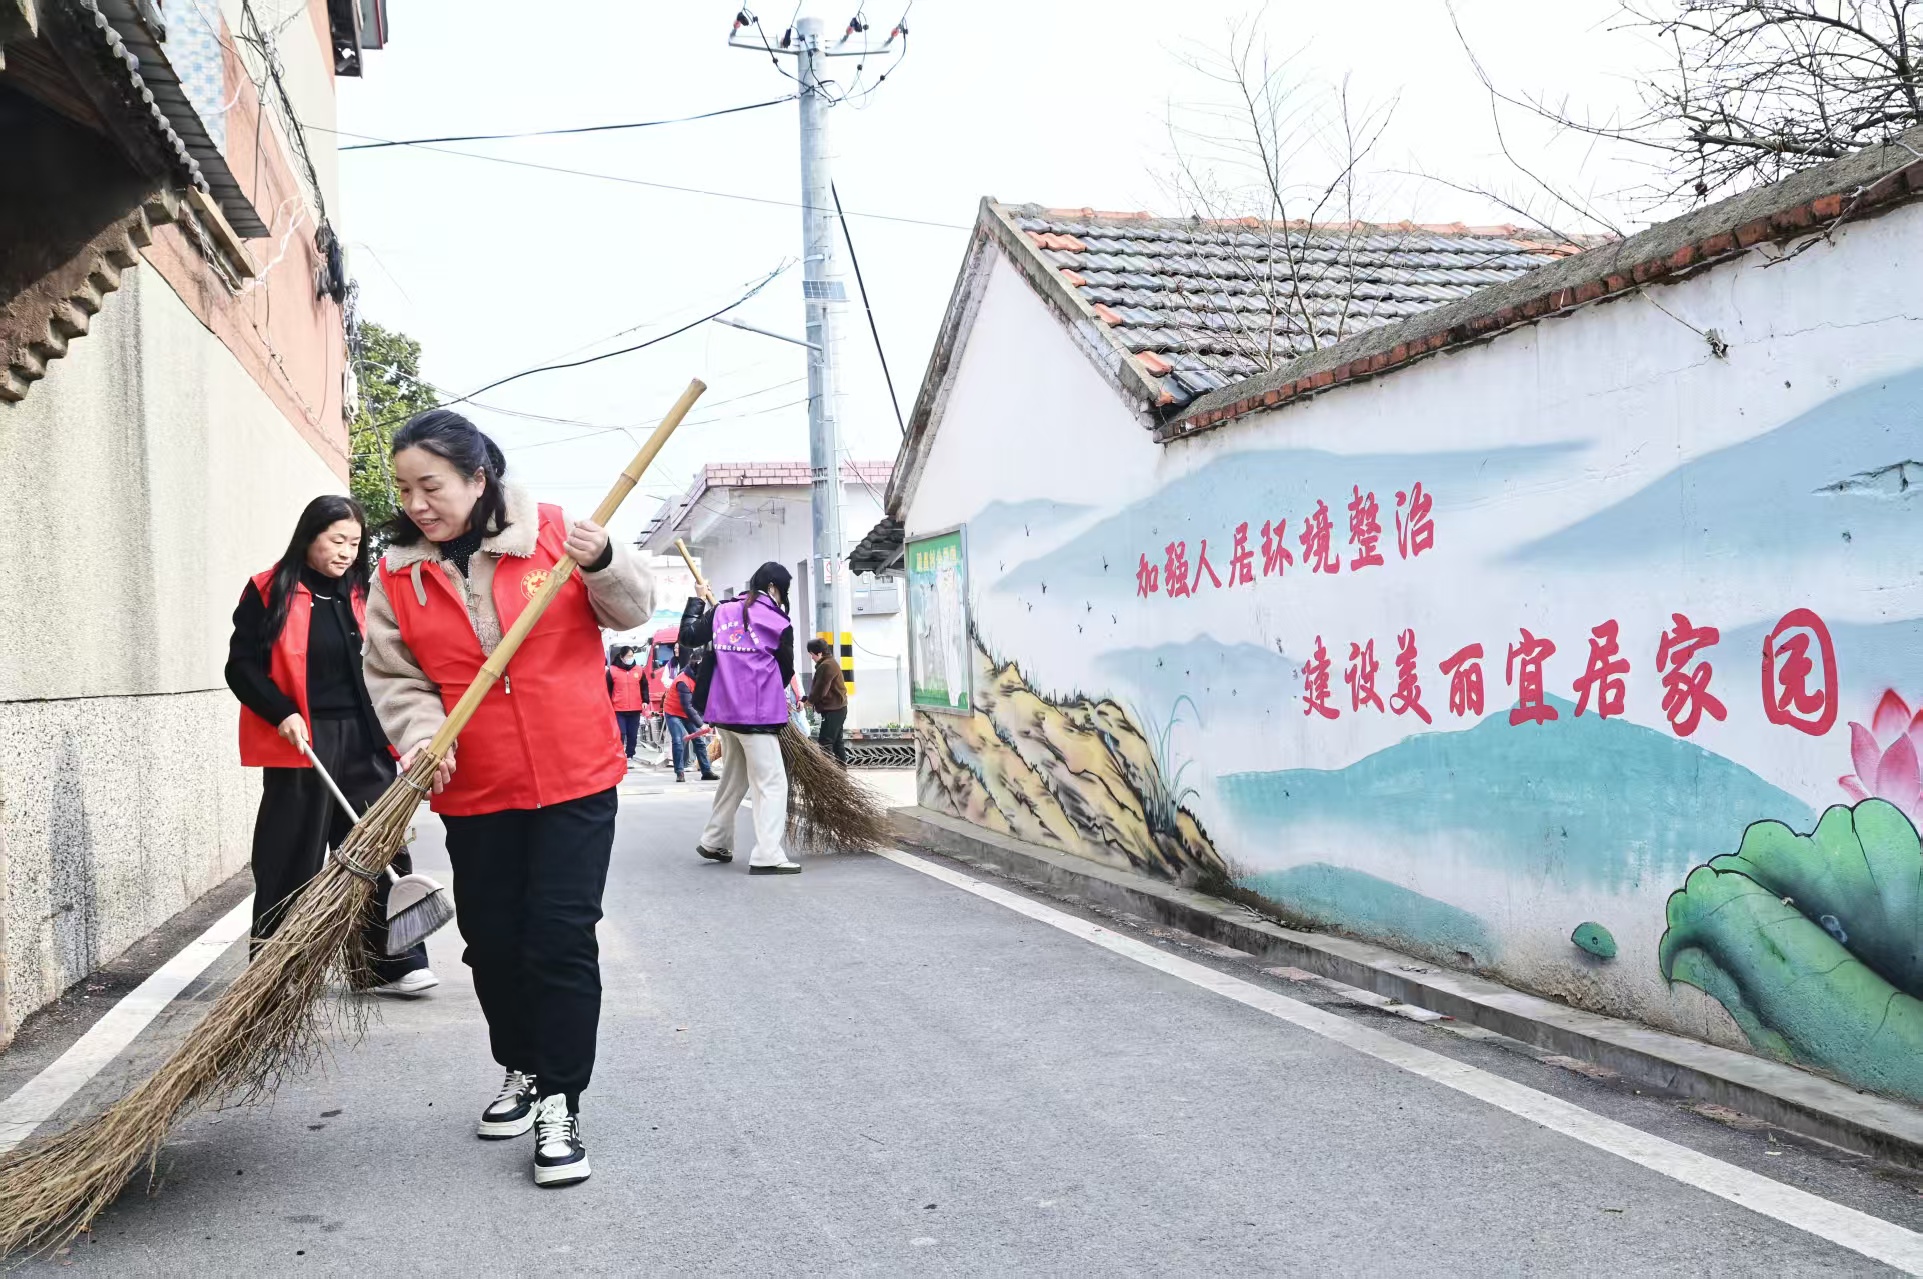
681,562,802,874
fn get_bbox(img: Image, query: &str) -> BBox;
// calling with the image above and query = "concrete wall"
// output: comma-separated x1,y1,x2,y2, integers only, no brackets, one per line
904,207,1923,1104
0,265,342,1034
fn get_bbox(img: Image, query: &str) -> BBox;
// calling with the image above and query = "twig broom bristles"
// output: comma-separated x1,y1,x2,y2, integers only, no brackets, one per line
673,538,892,853
0,379,708,1257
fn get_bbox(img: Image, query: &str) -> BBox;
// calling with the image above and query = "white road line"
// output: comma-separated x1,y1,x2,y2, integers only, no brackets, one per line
876,848,1923,1274
0,895,254,1154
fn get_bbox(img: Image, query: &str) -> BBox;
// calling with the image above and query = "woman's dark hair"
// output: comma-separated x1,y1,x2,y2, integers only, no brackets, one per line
385,408,510,546
806,637,829,657
743,561,792,616
262,495,371,643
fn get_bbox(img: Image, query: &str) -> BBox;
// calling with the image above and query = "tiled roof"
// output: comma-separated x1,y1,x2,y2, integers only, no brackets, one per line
685,459,894,493
849,516,903,575
1001,204,1583,407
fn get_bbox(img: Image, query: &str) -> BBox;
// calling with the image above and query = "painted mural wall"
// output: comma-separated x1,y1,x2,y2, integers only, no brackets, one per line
905,208,1923,1102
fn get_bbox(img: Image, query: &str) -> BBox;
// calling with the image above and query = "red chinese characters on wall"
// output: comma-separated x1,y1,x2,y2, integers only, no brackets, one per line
1762,608,1838,736
1293,609,1837,738
1139,481,1432,602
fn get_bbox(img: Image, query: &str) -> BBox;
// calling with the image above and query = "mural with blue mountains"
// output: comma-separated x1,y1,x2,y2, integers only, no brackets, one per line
1509,366,1923,572
1218,696,1814,897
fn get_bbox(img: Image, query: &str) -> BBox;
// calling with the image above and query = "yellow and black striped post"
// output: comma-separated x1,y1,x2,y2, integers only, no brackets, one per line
816,630,855,693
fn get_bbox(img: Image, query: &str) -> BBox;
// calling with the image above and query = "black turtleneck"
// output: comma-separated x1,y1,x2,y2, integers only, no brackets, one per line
441,526,485,578
299,565,362,718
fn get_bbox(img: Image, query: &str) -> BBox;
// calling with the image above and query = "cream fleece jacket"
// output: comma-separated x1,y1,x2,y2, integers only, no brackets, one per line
363,484,655,754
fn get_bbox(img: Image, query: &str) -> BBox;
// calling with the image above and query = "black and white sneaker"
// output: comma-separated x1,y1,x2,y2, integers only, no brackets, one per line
532,1094,591,1187
478,1069,539,1139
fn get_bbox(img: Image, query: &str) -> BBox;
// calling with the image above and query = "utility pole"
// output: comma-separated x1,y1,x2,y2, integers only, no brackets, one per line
729,10,900,646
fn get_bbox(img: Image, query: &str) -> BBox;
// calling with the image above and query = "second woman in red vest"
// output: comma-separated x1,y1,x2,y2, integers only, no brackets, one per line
223,495,435,996
363,409,653,1190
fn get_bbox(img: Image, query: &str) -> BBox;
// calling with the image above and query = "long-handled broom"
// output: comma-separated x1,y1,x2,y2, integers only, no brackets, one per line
673,538,891,854
0,379,708,1257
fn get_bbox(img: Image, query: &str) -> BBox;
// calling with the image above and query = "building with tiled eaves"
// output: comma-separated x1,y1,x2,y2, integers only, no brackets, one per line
882,134,1923,1104
0,0,387,1041
853,201,1582,578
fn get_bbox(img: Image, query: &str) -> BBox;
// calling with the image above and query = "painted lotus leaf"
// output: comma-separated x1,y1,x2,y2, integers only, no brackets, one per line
1660,799,1923,1097
1571,922,1617,960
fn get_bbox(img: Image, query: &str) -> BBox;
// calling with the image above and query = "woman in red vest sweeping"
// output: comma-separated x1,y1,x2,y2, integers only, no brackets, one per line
363,409,653,1189
223,495,435,995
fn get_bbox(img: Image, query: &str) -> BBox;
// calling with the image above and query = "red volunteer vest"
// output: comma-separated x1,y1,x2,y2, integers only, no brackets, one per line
608,663,646,712
662,672,695,720
236,567,369,768
379,504,624,816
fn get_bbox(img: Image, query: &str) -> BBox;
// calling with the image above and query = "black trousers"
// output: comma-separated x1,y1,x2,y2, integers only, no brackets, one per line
616,710,641,757
251,714,429,983
816,708,848,766
442,788,617,1104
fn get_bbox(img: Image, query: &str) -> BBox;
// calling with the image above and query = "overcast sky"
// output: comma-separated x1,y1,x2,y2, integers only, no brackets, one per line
335,0,1666,543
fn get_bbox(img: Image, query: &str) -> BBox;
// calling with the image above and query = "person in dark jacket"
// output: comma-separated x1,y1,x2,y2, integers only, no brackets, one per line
803,637,849,766
224,494,435,997
661,651,717,782
680,561,800,873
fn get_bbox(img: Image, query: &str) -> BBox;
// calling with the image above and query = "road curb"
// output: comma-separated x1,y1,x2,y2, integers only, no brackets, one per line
889,804,1923,1169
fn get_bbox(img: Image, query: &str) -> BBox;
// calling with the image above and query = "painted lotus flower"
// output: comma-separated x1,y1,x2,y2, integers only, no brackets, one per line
1838,690,1923,817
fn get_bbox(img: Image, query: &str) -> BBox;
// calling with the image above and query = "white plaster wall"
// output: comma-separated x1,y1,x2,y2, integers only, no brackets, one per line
904,208,1923,1057
0,266,343,1032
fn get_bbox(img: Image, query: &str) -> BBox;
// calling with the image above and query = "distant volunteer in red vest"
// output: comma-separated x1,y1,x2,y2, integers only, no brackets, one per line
607,646,646,765
363,409,653,1190
661,653,717,783
223,495,435,996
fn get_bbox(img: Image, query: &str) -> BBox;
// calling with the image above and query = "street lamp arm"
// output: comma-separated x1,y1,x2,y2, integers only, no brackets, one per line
711,315,822,352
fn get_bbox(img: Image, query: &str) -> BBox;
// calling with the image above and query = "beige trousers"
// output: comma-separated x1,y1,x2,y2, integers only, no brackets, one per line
699,730,789,866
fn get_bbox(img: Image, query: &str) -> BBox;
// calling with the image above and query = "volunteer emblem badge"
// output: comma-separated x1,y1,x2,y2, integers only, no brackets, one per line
521,568,552,600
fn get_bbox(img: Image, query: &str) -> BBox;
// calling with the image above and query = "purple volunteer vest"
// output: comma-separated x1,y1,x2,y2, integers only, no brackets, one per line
704,595,790,727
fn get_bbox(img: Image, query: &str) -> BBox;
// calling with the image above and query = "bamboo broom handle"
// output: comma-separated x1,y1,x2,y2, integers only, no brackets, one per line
421,378,707,762
674,537,715,605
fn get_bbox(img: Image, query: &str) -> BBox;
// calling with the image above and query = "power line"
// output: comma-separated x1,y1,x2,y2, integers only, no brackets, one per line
329,127,970,232
361,264,790,434
453,266,788,406
329,96,797,151
831,180,905,436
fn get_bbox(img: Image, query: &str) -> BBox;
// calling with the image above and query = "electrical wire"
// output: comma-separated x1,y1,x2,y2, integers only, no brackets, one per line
830,180,905,436
360,264,790,435
329,96,797,150
331,128,970,232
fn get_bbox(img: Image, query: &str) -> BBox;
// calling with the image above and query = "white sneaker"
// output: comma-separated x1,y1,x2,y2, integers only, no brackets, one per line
479,1069,539,1139
368,968,440,998
747,860,802,875
532,1094,591,1187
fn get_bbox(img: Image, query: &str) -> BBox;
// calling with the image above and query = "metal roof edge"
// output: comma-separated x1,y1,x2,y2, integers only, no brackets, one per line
1164,126,1923,442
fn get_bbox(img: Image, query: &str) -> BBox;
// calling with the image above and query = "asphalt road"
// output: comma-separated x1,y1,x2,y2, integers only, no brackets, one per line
12,769,1923,1275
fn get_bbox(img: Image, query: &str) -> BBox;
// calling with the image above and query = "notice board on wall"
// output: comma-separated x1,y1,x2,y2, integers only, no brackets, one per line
906,526,972,713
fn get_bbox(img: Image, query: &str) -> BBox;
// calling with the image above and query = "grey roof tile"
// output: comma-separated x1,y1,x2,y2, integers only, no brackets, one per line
1003,206,1583,407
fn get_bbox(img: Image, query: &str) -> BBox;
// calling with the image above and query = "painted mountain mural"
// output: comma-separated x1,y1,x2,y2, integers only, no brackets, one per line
1219,699,1814,895
916,639,1225,882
